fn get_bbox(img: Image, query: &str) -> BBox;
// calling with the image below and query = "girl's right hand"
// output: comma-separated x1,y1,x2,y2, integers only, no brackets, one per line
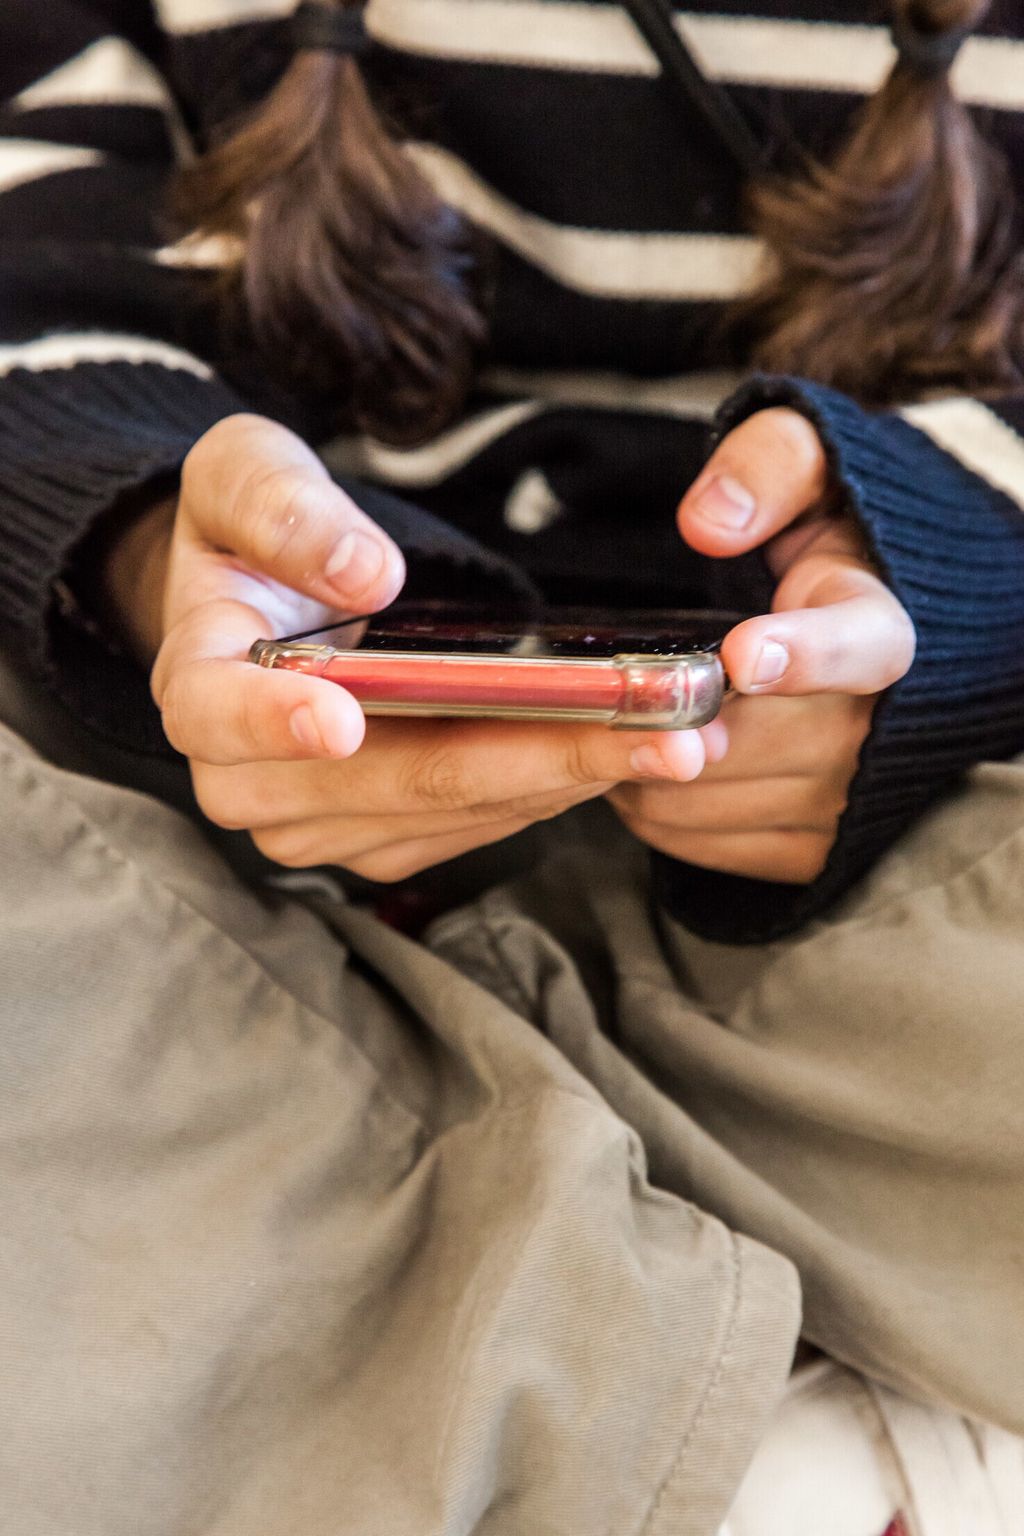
108,413,714,882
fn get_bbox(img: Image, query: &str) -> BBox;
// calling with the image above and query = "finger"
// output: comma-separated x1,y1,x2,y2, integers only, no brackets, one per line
698,717,730,764
192,714,706,822
677,407,829,558
191,713,708,822
176,414,406,619
609,821,833,884
721,576,916,698
196,763,609,838
693,692,872,785
321,717,709,810
608,772,846,836
153,598,366,764
253,814,542,883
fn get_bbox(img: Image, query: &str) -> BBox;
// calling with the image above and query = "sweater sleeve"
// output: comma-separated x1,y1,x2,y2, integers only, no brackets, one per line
656,375,1024,944
0,3,529,754
0,2,254,747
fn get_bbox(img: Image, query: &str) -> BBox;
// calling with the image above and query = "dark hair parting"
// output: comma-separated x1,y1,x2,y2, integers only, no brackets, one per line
891,12,971,76
291,1,369,56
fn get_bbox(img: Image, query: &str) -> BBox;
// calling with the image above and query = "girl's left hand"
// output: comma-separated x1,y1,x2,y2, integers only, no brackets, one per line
608,407,917,883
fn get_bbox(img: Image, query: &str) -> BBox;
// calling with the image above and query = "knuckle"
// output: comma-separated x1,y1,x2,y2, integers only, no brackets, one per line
775,832,831,883
606,786,651,834
634,783,675,821
760,407,826,478
251,825,320,868
404,742,473,811
158,672,191,755
242,469,323,571
562,734,599,788
840,695,874,753
614,783,652,824
884,607,918,685
192,771,250,832
179,435,214,506
531,794,578,825
616,805,653,841
605,794,629,827
798,838,831,881
181,414,253,500
804,630,850,691
488,792,577,829
801,781,847,834
346,845,418,883
150,645,170,710
235,682,269,760
500,790,576,826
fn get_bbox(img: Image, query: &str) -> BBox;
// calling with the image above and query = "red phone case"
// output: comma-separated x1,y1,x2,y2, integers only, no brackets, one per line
249,638,725,730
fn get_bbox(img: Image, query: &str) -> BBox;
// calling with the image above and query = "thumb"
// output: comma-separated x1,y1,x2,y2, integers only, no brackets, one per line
174,414,406,623
721,556,916,697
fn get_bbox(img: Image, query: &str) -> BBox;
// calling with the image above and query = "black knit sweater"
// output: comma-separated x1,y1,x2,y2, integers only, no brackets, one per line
2,0,1024,941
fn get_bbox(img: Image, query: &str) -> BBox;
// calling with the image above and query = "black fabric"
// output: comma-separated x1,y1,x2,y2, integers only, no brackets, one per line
365,51,756,234
620,0,766,176
291,2,368,56
1,1,1024,945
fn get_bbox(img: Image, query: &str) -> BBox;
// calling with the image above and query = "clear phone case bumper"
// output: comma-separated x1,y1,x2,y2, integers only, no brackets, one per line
249,640,725,730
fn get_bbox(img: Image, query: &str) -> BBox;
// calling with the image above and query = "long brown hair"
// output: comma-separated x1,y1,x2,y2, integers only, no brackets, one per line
742,0,1024,403
176,0,1023,436
174,4,485,444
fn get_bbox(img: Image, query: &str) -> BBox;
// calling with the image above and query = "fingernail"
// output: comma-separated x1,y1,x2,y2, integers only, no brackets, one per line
694,474,756,530
751,639,790,687
630,744,678,779
325,530,386,597
290,703,326,753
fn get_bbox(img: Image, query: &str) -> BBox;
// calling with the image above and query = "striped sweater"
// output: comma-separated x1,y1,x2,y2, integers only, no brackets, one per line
2,0,1024,941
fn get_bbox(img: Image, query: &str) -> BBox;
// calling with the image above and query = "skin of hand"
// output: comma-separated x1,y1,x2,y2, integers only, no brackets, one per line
608,407,918,883
106,413,720,882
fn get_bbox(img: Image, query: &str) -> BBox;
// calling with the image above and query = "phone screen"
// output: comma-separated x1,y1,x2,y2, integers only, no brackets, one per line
321,601,740,659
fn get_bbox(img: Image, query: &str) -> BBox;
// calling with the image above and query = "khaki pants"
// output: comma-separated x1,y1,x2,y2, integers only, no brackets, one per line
1,700,1022,1535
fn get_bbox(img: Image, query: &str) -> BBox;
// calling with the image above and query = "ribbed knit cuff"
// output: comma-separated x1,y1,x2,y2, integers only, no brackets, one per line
0,360,247,751
657,375,1024,943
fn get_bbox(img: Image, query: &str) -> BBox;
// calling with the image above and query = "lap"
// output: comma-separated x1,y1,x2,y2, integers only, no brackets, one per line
4,637,1021,1522
0,720,796,1536
431,759,1024,1431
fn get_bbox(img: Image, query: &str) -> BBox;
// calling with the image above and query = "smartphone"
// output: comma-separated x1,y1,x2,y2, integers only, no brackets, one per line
249,601,740,730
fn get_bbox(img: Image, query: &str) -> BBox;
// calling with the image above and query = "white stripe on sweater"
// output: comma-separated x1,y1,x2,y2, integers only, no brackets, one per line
14,38,170,111
900,399,1024,513
154,158,762,302
152,0,296,33
154,231,243,268
0,333,212,379
326,368,737,489
325,400,542,488
367,0,1024,111
406,142,764,301
479,366,741,420
0,140,102,195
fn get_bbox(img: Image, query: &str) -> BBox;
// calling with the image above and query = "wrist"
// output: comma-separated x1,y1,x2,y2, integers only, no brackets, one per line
54,480,177,668
102,490,178,667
